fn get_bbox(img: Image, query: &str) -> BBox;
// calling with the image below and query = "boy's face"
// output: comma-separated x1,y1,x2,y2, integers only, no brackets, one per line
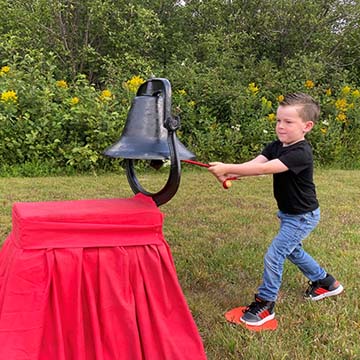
276,105,314,146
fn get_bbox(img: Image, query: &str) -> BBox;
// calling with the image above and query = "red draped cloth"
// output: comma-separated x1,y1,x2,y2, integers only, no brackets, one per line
0,194,206,360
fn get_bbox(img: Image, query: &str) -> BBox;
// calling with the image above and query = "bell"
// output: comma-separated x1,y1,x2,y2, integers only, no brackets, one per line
103,78,196,206
103,82,195,161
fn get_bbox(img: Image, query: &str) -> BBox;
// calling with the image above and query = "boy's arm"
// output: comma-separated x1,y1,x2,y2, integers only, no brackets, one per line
217,155,268,177
208,155,288,181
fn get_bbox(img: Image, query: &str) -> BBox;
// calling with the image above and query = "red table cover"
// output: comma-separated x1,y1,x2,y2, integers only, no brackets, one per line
0,193,206,359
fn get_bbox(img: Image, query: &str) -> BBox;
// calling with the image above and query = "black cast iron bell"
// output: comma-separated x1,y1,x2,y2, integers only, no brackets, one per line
104,78,196,206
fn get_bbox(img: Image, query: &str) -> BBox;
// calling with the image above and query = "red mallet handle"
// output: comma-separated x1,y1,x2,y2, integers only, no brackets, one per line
182,159,210,168
182,160,237,189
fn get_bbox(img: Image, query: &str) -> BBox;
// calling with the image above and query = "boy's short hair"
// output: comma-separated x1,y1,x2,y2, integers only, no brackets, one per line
280,93,320,123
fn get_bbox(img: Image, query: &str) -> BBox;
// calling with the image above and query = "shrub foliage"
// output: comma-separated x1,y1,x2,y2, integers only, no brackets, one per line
0,0,360,173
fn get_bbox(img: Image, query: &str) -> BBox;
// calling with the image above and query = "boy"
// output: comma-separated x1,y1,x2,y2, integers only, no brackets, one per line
208,93,343,326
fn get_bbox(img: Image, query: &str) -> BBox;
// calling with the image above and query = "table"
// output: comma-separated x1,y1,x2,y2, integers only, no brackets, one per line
0,193,206,359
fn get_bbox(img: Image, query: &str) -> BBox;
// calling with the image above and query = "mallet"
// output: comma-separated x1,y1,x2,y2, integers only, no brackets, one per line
182,159,237,189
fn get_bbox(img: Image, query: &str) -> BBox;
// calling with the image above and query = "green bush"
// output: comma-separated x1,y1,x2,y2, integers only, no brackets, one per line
169,59,360,167
0,51,130,172
0,50,360,175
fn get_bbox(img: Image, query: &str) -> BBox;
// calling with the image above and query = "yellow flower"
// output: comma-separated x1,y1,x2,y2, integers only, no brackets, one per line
325,88,332,96
335,98,348,112
56,80,68,88
124,75,145,93
277,95,284,102
1,65,10,73
70,96,79,105
248,82,259,95
1,90,18,103
261,97,272,109
336,112,347,122
188,100,196,107
305,80,314,89
352,89,360,98
100,89,113,101
178,89,187,96
0,66,10,76
320,127,327,134
267,113,276,121
342,86,351,95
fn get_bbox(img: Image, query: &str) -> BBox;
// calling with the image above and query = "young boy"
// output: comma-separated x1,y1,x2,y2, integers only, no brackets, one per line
208,93,343,326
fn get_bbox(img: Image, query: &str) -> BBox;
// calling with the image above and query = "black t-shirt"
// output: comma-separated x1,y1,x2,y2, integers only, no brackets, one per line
261,140,319,214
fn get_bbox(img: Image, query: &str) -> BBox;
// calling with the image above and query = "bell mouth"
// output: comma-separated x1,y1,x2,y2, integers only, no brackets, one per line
103,137,196,161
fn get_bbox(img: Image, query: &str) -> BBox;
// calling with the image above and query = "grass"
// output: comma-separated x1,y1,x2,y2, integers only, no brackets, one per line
0,168,359,359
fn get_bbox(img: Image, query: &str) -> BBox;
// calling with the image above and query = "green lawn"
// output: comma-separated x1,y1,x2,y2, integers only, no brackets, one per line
0,169,359,359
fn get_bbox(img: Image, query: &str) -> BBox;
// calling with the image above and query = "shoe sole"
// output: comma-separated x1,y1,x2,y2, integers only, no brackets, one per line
307,284,344,301
240,313,275,326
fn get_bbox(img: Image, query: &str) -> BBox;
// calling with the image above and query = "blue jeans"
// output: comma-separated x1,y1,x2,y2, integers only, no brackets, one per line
257,208,326,302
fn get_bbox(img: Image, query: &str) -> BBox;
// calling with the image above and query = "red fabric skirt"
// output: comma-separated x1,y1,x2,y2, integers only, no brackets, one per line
0,194,206,360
